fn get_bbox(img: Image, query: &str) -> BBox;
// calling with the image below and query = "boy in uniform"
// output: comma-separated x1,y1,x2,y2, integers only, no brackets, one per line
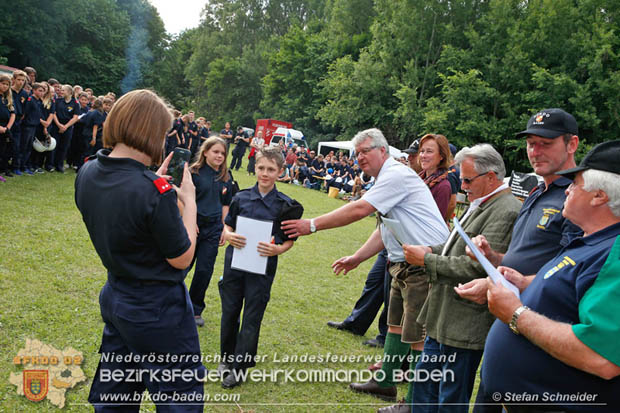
218,147,303,388
20,83,46,174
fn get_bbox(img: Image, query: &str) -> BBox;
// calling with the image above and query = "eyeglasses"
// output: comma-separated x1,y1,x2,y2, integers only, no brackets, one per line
357,146,377,155
461,171,489,185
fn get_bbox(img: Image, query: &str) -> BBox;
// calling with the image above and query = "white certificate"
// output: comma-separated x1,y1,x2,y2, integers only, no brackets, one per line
453,217,521,298
231,216,274,275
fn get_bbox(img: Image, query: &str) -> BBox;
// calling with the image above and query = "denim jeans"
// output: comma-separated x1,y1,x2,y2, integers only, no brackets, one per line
412,336,483,413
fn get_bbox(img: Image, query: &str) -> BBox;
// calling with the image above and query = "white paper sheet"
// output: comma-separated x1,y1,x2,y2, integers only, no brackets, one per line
380,216,408,246
453,217,521,298
231,216,273,275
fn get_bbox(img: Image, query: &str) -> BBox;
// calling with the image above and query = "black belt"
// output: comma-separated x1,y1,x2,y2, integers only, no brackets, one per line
199,216,221,225
139,280,176,286
112,277,177,287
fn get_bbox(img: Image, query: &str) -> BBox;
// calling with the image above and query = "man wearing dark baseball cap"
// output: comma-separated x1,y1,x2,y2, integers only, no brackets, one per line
515,108,579,139
402,139,421,173
461,108,584,413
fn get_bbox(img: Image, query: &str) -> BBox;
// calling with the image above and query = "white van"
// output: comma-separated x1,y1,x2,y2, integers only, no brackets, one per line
269,127,307,148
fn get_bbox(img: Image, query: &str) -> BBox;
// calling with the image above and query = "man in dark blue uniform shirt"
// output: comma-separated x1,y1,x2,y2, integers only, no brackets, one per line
481,140,620,413
229,126,249,171
458,108,584,413
220,122,233,151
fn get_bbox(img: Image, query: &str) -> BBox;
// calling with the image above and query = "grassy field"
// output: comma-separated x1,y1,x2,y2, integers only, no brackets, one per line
0,158,423,412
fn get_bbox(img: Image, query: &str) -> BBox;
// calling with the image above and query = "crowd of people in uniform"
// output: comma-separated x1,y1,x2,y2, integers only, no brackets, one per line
5,65,619,412
0,67,118,180
0,66,242,183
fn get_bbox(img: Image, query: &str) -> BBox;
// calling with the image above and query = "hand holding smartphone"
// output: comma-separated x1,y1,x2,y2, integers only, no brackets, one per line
168,148,191,186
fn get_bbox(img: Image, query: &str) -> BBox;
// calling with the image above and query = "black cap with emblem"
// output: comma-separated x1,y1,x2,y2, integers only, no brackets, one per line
516,108,578,139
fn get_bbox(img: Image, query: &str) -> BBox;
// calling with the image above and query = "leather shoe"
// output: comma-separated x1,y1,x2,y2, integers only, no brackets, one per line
349,378,396,401
216,362,231,378
326,321,363,335
222,369,244,389
377,399,409,412
363,338,384,348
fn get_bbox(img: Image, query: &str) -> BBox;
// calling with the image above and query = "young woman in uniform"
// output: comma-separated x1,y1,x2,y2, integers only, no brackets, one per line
75,89,205,411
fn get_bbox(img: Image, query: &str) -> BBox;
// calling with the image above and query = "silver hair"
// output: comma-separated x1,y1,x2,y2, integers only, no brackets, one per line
582,169,620,217
352,128,389,152
454,143,506,181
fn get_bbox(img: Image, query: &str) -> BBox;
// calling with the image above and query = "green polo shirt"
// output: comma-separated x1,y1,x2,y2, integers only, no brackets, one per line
573,235,620,366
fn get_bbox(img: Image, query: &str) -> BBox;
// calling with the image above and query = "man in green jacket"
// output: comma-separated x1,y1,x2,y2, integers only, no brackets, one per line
401,144,522,413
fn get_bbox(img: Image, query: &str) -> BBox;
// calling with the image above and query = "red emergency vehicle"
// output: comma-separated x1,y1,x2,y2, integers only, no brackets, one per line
254,119,293,145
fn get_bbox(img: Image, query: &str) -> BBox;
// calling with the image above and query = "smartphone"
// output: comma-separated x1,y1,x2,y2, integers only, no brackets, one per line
168,148,191,186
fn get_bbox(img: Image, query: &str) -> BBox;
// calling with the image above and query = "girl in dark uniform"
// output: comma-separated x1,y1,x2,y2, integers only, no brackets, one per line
187,137,232,327
0,74,15,180
75,89,205,412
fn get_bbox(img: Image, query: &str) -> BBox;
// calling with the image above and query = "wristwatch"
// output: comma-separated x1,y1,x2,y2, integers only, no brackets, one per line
509,305,530,335
309,219,317,233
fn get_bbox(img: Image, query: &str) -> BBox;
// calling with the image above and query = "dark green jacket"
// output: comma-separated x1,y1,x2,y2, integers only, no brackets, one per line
419,188,522,350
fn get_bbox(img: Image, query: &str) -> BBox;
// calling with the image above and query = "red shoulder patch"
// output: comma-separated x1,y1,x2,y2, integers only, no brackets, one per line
153,177,172,194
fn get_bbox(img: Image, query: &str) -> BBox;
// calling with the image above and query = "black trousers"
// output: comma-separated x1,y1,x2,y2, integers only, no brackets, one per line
0,128,11,173
230,145,246,170
52,125,74,170
187,220,223,316
219,246,276,371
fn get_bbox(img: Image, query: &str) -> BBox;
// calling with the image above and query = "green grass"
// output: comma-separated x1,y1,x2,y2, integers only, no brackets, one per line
0,157,480,412
0,160,408,412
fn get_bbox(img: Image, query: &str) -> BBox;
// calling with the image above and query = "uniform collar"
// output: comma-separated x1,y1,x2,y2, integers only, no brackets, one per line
577,221,620,246
540,176,572,192
96,149,148,170
249,184,278,205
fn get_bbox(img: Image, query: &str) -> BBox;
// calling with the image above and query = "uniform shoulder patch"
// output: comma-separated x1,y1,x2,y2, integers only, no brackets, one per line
143,170,173,194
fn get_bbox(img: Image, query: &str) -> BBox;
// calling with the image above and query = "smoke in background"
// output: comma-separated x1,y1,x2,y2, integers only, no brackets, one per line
120,0,154,94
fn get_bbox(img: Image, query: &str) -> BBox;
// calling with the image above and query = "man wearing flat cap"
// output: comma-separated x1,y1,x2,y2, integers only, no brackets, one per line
480,140,620,412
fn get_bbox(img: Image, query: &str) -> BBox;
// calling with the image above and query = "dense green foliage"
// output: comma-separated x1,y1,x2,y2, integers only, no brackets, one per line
3,0,620,169
0,0,164,94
